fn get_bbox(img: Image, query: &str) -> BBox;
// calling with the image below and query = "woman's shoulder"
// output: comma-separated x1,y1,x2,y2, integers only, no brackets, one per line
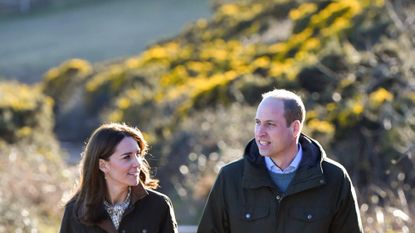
64,194,79,207
146,189,171,200
61,197,79,225
62,195,80,217
145,189,173,206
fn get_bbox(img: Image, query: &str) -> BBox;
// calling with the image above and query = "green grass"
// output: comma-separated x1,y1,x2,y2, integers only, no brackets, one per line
0,0,211,83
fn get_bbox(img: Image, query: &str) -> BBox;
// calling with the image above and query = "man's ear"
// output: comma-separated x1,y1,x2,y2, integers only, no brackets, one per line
99,159,109,173
291,120,301,138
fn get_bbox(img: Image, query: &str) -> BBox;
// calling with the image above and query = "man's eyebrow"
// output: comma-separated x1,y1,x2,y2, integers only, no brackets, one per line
255,119,276,123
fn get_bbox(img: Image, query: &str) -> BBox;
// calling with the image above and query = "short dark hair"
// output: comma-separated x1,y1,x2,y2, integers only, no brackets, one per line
262,89,306,126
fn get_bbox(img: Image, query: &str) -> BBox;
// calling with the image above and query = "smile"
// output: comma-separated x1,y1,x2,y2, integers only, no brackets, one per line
258,140,270,146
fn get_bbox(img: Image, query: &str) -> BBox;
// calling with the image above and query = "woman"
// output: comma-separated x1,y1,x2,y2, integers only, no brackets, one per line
60,123,178,233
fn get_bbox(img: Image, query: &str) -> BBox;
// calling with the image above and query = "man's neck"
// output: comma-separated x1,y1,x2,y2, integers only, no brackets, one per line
270,143,299,170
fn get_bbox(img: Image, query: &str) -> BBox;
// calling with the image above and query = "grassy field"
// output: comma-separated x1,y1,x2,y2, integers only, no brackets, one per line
0,0,211,83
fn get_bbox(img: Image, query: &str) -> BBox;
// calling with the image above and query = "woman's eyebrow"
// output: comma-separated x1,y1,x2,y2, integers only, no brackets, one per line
120,150,141,156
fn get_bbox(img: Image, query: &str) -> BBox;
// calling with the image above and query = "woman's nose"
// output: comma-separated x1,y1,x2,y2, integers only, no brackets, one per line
133,156,142,167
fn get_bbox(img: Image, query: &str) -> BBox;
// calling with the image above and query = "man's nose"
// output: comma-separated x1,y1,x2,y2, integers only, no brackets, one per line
256,124,266,135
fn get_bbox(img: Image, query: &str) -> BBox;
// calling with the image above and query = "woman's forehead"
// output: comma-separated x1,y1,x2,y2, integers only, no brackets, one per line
114,137,140,153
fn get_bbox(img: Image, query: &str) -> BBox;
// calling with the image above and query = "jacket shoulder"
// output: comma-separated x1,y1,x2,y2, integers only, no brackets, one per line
321,157,352,184
145,189,174,207
212,158,245,188
142,189,178,231
219,158,244,174
62,198,77,217
147,189,171,198
65,197,76,207
322,157,348,174
60,198,81,233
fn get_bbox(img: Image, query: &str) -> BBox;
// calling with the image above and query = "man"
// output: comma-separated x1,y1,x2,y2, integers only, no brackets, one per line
197,89,363,233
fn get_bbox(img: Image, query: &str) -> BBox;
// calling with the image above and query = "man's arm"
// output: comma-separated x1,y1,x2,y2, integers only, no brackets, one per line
329,172,364,233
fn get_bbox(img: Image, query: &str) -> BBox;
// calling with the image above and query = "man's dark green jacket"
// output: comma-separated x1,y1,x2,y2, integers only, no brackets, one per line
197,134,363,233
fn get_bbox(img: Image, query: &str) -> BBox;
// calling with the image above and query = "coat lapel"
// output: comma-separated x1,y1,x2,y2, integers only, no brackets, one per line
97,183,148,233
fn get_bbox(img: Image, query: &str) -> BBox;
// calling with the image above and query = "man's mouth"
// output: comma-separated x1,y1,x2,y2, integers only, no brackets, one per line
258,140,270,146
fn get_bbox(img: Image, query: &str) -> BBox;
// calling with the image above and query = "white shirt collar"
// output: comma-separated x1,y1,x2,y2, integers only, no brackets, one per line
265,144,303,174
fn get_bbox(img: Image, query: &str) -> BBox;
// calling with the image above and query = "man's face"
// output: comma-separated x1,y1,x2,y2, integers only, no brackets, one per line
255,98,297,160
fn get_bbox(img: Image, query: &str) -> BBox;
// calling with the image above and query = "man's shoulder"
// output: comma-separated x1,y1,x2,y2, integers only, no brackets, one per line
321,157,351,179
219,158,245,173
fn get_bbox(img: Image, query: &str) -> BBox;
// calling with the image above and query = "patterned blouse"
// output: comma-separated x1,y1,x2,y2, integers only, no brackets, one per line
103,187,131,230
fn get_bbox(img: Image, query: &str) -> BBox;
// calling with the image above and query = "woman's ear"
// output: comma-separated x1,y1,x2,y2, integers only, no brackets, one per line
99,159,109,173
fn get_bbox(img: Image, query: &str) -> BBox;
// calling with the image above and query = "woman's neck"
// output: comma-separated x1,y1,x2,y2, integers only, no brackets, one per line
106,185,129,205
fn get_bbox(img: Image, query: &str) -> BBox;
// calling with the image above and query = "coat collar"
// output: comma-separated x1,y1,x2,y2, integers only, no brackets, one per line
97,183,148,233
242,134,327,194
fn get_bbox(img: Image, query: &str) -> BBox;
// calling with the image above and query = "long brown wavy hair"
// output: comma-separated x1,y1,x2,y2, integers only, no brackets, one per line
70,123,159,225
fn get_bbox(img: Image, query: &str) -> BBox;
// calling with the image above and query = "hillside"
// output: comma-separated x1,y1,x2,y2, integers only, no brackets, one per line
1,0,414,231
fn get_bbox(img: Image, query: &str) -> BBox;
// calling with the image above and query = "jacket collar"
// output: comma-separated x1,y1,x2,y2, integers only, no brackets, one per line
241,139,275,189
97,183,148,233
242,134,327,194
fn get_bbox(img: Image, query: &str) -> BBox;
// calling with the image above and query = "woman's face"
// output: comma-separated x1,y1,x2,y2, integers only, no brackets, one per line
99,136,142,189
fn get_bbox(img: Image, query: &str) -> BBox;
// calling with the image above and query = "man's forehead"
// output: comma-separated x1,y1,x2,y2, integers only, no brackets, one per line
262,96,284,104
258,98,284,112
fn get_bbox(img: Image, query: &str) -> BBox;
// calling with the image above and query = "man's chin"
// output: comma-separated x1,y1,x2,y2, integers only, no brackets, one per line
258,151,269,157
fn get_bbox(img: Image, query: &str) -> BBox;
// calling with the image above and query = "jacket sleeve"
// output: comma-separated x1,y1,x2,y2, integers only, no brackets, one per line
197,170,229,233
329,172,363,233
160,195,178,233
59,204,75,233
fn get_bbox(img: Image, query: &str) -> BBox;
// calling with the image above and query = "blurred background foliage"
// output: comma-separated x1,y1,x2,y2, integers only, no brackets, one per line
1,0,414,232
0,82,75,232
